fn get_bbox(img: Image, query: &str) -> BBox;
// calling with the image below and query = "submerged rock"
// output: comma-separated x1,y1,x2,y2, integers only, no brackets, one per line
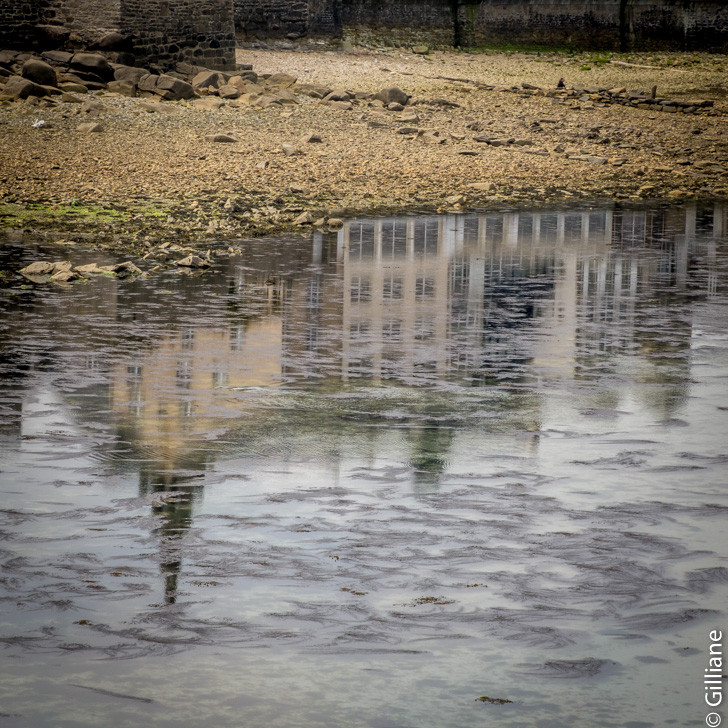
175,255,210,268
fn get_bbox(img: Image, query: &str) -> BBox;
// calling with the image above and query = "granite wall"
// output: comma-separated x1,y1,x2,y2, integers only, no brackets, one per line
0,0,236,70
338,0,728,51
233,0,341,38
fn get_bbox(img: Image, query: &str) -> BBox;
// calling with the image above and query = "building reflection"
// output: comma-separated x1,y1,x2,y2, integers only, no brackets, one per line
116,202,724,600
4,202,724,603
99,201,726,466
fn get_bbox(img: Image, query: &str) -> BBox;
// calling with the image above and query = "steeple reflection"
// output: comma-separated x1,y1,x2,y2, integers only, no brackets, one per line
2,201,724,604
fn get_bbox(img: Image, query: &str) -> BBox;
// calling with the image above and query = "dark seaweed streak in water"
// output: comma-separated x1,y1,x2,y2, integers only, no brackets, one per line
0,203,727,728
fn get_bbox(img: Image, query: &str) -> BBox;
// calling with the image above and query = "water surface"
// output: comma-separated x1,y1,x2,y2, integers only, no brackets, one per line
1,203,727,727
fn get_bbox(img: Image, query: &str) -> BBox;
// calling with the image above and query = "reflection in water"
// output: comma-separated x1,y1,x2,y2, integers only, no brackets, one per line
0,202,727,727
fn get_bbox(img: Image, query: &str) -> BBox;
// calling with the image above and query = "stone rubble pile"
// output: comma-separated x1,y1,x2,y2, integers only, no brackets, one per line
0,47,420,116
500,81,717,115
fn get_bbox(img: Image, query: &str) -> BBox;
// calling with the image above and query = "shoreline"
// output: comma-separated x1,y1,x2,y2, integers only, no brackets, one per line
1,45,727,259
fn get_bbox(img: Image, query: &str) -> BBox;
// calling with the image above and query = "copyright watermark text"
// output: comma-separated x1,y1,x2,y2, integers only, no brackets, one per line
705,629,723,726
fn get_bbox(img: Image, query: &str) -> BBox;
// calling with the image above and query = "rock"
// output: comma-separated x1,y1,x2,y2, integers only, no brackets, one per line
281,143,300,156
513,139,534,146
192,71,225,90
114,66,147,84
79,99,105,114
35,25,70,48
22,59,57,87
446,194,464,204
75,263,104,274
240,81,265,96
176,255,210,268
468,182,495,192
70,53,114,81
50,269,80,283
254,94,282,108
521,82,540,90
206,133,237,142
329,101,353,110
324,89,351,102
115,261,143,277
387,102,405,111
193,97,225,109
412,45,429,55
296,83,332,99
420,130,445,144
397,126,419,135
399,111,419,124
95,32,129,50
107,80,136,97
218,84,241,99
138,100,178,113
266,72,297,88
226,75,247,90
449,131,465,141
300,131,322,143
373,87,410,106
327,218,344,228
568,154,607,164
41,50,73,65
76,122,104,132
223,196,241,212
58,83,88,94
153,74,195,100
293,211,313,225
271,89,298,104
2,76,48,99
19,261,55,276
137,74,159,93
60,91,84,102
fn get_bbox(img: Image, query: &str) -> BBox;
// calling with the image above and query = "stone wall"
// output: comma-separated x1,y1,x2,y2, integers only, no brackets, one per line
338,0,728,50
0,0,236,70
460,0,728,51
44,0,122,40
121,0,236,69
234,0,308,38
341,0,454,46
0,0,48,49
233,0,341,39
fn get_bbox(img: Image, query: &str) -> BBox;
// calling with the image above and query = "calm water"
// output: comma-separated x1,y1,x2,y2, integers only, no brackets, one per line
1,203,727,727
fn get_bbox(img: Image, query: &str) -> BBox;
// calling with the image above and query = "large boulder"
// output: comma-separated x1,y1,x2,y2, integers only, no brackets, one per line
70,53,114,81
107,80,137,96
373,87,411,106
41,50,73,65
137,73,159,93
266,72,296,88
192,70,225,91
22,59,57,87
114,66,147,84
94,32,131,51
154,74,195,100
1,76,48,99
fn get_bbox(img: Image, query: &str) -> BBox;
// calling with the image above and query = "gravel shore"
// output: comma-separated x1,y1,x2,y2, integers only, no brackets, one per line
1,45,726,252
